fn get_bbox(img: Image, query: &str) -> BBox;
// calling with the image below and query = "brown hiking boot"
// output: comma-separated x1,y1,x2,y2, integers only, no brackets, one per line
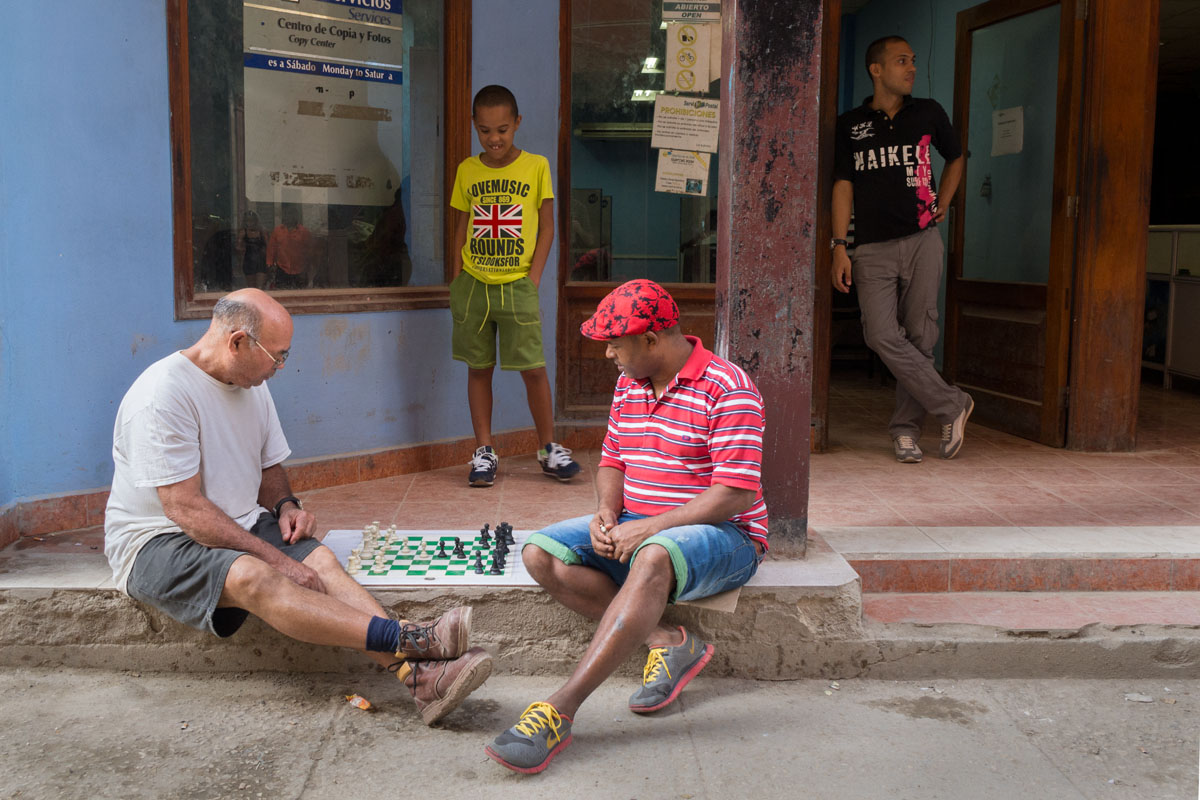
395,606,472,660
395,646,493,725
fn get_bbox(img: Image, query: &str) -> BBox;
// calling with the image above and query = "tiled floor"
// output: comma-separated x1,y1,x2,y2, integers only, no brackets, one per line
815,375,1200,627
811,374,1200,528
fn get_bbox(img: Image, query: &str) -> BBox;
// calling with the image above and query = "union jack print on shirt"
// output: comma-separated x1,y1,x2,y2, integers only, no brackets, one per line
472,204,523,238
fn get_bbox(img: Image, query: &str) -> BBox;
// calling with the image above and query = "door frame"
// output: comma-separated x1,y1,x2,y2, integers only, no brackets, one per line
943,0,1085,446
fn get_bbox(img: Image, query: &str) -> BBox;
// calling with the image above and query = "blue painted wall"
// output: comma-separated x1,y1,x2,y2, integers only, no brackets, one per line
0,0,560,507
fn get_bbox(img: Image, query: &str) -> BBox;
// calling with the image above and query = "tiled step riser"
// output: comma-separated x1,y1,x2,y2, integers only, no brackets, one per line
850,557,1200,593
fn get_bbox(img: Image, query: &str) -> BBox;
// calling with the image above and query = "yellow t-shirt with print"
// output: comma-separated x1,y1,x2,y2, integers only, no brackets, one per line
450,150,554,285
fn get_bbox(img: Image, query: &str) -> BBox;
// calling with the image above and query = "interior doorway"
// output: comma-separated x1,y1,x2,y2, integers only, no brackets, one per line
818,0,1178,457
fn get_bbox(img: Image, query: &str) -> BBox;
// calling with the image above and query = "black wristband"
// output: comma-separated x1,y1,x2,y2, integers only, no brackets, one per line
273,495,302,517
831,238,849,250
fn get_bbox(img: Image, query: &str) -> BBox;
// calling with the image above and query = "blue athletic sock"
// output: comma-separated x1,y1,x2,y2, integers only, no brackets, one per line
365,616,400,653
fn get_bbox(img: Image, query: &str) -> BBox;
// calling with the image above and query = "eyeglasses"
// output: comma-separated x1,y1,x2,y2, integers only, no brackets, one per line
244,333,289,368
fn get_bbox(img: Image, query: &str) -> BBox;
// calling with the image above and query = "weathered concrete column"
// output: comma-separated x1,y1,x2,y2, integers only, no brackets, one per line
715,0,824,555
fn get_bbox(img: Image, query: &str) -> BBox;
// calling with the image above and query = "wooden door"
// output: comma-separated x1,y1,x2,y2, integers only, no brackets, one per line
944,0,1084,445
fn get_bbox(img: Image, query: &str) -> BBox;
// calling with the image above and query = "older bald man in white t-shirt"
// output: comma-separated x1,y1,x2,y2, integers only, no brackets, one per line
105,288,489,725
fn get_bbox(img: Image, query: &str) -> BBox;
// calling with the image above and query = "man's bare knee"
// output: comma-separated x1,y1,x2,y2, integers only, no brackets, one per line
523,545,558,583
626,545,675,597
302,543,340,577
221,555,286,609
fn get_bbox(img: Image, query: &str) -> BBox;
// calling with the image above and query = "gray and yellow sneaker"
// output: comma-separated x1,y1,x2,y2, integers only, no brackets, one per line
628,626,714,713
486,701,573,774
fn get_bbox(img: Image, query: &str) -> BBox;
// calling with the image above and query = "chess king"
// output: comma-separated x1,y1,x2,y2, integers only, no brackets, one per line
104,289,492,725
486,280,769,773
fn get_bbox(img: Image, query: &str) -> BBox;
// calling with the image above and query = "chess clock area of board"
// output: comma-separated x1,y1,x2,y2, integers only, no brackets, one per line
327,522,537,587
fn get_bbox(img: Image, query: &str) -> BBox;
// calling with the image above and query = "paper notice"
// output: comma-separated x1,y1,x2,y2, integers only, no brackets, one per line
654,150,711,195
651,94,720,153
991,106,1024,156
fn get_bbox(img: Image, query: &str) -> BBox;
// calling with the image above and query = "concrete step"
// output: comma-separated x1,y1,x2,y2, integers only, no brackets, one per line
0,532,866,679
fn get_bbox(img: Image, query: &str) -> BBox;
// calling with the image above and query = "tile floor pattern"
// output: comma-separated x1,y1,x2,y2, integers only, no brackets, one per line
811,375,1200,527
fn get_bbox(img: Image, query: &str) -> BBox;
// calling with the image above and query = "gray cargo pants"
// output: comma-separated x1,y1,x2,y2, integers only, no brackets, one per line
853,227,969,440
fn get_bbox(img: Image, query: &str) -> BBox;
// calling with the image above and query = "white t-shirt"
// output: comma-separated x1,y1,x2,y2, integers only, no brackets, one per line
104,352,291,593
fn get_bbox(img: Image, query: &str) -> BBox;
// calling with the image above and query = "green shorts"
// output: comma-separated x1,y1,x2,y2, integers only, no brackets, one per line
450,271,546,371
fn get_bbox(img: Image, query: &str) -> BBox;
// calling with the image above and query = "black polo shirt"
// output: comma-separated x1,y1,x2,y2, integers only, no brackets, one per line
834,95,963,246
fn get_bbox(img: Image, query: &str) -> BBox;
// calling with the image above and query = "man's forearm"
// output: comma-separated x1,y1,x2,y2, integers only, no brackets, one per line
938,157,964,209
832,180,854,239
257,464,295,514
595,465,625,515
163,492,291,570
635,483,756,536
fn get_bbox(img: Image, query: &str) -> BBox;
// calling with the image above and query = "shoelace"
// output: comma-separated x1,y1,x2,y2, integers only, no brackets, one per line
940,423,953,443
642,647,672,684
544,444,574,468
896,435,917,450
470,449,497,471
396,620,440,655
513,702,565,743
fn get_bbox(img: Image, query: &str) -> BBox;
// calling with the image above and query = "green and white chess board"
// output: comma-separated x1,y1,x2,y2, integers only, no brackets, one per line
326,524,536,587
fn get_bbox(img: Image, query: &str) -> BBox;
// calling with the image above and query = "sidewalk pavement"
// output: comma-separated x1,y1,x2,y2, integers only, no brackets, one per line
0,669,1194,799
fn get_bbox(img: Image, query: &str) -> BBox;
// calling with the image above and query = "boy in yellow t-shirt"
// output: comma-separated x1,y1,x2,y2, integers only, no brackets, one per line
450,85,580,488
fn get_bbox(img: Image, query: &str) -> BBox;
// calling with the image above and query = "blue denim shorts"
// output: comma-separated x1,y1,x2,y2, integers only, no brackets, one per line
524,513,761,603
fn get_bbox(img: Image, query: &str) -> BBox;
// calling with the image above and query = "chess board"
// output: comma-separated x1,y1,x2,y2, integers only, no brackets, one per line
325,527,537,587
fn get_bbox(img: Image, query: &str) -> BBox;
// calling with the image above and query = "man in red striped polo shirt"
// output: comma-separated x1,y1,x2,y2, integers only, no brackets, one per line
486,279,769,774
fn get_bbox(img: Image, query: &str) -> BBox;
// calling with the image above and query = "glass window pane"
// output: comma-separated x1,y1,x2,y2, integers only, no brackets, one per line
187,0,442,294
961,5,1059,283
569,0,719,284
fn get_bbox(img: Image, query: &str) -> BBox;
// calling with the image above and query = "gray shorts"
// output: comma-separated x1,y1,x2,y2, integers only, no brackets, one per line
126,512,322,637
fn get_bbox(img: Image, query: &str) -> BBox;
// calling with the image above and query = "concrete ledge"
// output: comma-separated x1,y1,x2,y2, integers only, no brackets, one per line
0,552,865,679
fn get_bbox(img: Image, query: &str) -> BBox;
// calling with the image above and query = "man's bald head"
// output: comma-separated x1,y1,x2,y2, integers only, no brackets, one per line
211,288,290,340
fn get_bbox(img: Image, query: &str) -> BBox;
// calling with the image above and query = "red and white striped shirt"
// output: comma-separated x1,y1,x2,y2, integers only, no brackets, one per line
598,336,769,550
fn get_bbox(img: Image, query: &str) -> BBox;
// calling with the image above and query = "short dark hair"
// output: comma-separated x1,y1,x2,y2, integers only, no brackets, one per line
865,36,908,80
472,84,519,118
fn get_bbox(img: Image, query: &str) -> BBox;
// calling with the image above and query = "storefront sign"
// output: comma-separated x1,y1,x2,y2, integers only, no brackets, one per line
650,94,721,153
243,0,405,206
662,1,721,22
654,150,710,195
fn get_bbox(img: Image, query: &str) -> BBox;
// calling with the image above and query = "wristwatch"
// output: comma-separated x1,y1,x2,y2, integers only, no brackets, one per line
831,238,849,251
273,495,303,517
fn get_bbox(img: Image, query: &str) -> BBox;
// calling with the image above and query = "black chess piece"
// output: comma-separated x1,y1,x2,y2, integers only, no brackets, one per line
488,558,502,575
473,553,484,574
436,539,449,558
452,537,466,559
479,525,491,546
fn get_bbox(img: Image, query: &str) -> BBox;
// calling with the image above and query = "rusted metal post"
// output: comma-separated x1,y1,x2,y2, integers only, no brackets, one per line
715,0,824,555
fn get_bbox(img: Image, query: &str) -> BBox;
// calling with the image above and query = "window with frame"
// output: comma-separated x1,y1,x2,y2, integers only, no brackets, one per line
169,0,470,318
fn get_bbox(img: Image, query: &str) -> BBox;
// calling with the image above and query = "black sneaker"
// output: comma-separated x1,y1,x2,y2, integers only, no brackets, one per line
538,442,581,482
468,446,498,487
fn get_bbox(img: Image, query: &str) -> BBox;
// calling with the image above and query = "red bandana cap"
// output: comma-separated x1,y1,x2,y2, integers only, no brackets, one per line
581,279,681,340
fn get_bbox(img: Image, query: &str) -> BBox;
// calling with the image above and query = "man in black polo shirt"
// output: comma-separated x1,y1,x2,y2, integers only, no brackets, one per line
832,35,973,463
